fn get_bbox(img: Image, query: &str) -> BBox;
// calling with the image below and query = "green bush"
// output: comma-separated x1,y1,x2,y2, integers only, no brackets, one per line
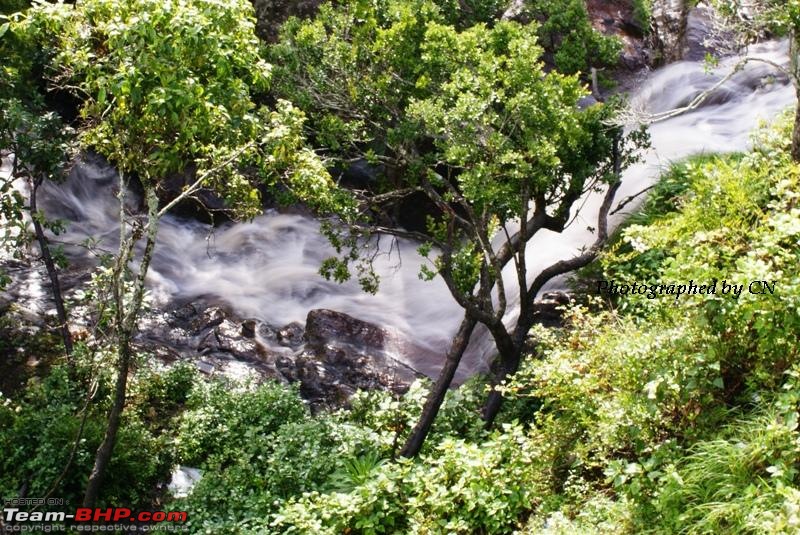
655,389,800,533
345,376,487,454
274,423,546,534
175,379,307,467
439,0,508,27
171,378,384,532
0,366,171,507
530,0,622,75
509,115,800,531
129,362,199,422
179,417,380,532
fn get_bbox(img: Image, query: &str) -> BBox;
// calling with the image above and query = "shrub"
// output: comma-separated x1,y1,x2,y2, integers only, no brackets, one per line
177,406,380,532
0,366,171,507
274,424,546,534
175,379,307,467
530,0,622,75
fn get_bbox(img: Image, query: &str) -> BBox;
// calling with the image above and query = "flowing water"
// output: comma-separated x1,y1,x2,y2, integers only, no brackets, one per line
10,38,796,380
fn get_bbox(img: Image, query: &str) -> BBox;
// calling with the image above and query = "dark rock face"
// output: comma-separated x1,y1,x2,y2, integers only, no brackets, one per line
533,291,572,328
137,302,421,411
276,322,305,348
333,160,439,234
648,0,691,65
586,0,652,72
305,309,387,352
241,319,257,338
302,309,421,401
157,167,228,224
683,4,716,62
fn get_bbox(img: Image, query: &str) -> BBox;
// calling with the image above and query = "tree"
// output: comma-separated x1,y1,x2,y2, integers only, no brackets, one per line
18,0,346,505
271,0,644,456
1,15,75,358
0,101,74,358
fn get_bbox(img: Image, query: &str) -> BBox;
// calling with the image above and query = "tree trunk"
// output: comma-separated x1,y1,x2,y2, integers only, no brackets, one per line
482,343,523,428
83,187,160,507
82,339,130,508
792,30,800,163
400,315,478,458
29,177,72,358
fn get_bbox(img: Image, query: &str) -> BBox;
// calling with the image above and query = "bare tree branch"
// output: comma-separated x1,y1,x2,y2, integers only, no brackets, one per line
610,184,657,215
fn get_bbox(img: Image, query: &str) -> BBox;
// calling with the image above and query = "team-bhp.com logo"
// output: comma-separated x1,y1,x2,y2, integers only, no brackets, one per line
5,509,187,523
2,500,188,532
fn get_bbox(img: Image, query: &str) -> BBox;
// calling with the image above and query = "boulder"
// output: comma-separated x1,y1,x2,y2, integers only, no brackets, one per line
305,309,387,352
276,321,305,348
198,318,259,360
303,309,422,397
138,302,422,411
241,319,257,339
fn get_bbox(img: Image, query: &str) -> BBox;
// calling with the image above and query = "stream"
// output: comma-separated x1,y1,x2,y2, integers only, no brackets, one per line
4,37,795,382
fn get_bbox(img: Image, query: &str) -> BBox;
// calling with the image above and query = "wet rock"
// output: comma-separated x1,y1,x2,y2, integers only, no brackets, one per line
683,4,716,61
171,303,197,323
305,309,386,352
241,319,257,339
532,292,572,328
396,190,442,234
158,166,228,224
542,291,571,305
649,0,690,65
294,355,325,400
276,321,305,348
216,319,258,358
197,330,220,355
255,322,278,341
196,318,259,361
192,306,226,333
302,309,421,396
336,159,383,190
196,360,215,375
139,302,421,411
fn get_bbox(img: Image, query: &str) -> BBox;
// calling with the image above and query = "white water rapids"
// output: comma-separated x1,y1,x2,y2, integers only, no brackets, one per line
17,38,796,380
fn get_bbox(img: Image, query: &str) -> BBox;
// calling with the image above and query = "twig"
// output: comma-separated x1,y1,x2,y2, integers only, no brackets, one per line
610,184,657,215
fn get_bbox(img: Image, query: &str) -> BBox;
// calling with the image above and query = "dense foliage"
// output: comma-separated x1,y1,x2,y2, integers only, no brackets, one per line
18,0,344,218
529,0,621,74
0,360,173,507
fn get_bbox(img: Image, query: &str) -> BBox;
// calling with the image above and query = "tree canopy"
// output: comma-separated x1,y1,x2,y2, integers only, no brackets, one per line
20,0,345,218
270,0,643,453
